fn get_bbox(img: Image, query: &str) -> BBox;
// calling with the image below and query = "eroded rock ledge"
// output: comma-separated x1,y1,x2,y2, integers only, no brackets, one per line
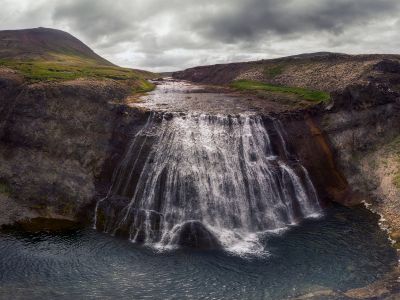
0,67,149,226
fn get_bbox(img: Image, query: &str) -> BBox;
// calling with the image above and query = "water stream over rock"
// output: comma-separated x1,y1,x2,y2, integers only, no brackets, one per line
95,113,322,255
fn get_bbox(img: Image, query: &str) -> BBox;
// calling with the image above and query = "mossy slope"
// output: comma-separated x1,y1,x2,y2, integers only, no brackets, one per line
231,79,330,103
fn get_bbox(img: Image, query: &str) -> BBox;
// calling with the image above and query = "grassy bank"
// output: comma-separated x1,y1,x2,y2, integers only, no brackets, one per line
231,80,330,102
0,54,156,93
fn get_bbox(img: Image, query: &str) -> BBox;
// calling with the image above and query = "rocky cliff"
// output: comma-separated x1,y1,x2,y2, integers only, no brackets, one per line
318,66,400,244
0,70,149,226
0,27,157,227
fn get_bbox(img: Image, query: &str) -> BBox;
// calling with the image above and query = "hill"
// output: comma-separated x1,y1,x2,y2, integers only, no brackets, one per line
0,27,112,65
0,27,155,90
173,52,400,92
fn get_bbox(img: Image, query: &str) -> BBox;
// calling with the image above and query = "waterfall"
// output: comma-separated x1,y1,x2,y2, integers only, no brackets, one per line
95,113,322,255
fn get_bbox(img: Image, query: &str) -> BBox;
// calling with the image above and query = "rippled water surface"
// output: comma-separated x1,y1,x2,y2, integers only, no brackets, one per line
0,205,397,300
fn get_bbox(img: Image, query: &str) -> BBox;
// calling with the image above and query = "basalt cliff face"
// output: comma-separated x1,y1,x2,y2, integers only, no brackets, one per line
0,67,150,225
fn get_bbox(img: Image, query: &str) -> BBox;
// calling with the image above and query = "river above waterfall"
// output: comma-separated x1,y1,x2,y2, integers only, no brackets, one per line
131,78,295,114
0,205,397,299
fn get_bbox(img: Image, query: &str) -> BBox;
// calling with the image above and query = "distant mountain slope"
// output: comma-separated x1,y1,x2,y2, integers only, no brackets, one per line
173,52,400,92
0,27,112,65
0,27,155,86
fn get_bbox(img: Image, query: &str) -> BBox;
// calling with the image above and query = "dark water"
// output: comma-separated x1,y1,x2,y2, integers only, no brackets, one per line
0,205,397,300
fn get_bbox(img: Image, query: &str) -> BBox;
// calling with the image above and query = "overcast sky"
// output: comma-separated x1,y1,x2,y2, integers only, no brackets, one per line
1,0,400,72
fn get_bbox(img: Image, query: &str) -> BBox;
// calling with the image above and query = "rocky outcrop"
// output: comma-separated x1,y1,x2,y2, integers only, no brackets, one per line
315,73,400,243
170,221,221,249
0,68,149,226
292,267,400,299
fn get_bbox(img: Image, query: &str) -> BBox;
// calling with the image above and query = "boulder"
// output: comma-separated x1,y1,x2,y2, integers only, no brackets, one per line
170,220,221,249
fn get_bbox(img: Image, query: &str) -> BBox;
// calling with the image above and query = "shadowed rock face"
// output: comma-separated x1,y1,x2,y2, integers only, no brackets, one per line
170,221,221,249
373,59,400,74
0,70,149,225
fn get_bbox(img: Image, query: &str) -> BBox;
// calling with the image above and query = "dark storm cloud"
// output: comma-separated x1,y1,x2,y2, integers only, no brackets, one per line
193,0,400,42
1,0,400,71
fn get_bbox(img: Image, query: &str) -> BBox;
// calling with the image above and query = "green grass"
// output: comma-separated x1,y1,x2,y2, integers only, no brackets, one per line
132,79,156,93
0,53,156,94
231,80,331,102
0,180,12,197
0,59,149,82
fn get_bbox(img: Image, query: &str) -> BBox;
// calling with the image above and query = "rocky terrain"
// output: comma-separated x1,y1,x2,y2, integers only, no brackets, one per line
173,52,400,92
0,67,151,225
0,28,154,227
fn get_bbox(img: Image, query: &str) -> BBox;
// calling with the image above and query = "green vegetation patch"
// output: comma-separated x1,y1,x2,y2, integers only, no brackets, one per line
231,80,331,102
0,179,12,197
132,79,156,93
0,53,156,95
0,59,149,82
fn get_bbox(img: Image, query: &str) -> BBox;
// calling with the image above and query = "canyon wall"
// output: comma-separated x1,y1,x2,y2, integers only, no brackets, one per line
0,67,148,225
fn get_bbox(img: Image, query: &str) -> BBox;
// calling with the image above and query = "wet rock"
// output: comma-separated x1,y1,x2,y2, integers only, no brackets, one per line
390,230,400,241
293,290,339,300
344,267,400,300
171,221,221,249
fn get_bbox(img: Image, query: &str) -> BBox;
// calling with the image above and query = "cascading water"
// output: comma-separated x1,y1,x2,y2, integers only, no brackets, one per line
95,113,322,255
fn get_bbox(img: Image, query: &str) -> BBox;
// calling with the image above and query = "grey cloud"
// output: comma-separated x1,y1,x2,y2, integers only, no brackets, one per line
193,0,400,42
1,0,400,71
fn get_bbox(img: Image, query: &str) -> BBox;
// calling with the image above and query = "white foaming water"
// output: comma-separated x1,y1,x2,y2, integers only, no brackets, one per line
95,114,322,255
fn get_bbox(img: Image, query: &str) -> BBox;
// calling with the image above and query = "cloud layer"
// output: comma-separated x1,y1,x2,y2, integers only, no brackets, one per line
1,0,400,71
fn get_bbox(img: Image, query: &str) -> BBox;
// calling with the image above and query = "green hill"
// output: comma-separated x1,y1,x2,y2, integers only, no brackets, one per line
0,27,155,92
